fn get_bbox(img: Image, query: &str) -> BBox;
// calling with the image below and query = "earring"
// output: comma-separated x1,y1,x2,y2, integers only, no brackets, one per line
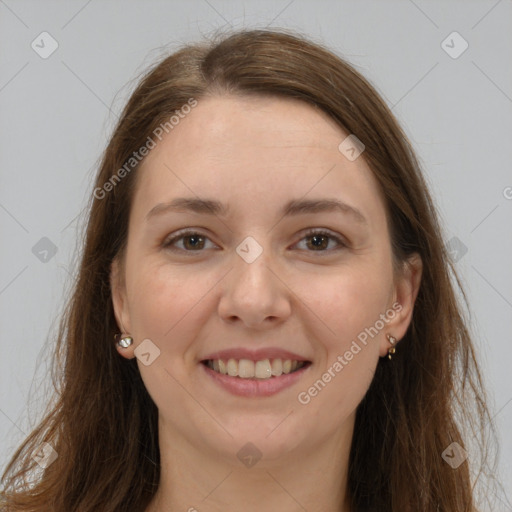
115,333,133,348
386,334,397,360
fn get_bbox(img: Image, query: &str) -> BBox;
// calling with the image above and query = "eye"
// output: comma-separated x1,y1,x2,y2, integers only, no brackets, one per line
163,229,216,253
162,228,346,255
293,228,347,253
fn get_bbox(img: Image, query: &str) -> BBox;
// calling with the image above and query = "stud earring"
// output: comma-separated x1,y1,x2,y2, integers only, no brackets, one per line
386,334,397,360
115,333,133,348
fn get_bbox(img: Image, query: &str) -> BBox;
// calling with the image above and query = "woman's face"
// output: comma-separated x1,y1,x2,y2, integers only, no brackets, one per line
111,95,420,464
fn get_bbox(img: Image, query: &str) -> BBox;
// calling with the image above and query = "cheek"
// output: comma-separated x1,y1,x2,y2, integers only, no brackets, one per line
305,262,392,350
294,268,389,422
126,261,200,341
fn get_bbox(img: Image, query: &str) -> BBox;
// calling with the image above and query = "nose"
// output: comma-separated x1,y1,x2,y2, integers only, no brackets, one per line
217,242,291,330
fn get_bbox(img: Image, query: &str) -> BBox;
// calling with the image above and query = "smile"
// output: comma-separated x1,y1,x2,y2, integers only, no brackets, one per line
202,358,309,379
200,357,312,398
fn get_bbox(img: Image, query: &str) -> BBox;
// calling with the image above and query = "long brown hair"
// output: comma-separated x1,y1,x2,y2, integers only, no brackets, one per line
1,28,501,512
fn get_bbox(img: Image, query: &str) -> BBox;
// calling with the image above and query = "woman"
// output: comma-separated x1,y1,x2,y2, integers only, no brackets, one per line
0,28,500,512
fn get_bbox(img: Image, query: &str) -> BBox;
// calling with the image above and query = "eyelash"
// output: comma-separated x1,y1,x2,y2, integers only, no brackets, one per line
162,228,347,256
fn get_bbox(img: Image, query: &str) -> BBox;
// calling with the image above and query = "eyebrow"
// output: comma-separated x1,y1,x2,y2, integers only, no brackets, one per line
145,197,368,225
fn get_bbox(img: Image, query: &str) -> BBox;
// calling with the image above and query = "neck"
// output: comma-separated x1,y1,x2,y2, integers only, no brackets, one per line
146,413,355,512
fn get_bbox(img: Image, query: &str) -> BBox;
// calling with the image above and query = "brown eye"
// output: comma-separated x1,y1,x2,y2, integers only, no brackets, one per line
306,233,329,250
295,229,346,253
163,228,346,256
163,230,214,253
181,234,206,250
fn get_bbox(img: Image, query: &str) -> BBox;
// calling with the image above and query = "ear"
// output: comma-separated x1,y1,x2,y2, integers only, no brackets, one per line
110,257,135,359
379,252,423,357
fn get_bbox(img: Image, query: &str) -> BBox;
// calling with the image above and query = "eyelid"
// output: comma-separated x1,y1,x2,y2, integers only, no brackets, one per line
162,227,347,254
162,228,218,252
299,227,347,247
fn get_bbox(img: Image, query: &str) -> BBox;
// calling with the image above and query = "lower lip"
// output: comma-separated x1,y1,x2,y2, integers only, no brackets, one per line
200,362,311,397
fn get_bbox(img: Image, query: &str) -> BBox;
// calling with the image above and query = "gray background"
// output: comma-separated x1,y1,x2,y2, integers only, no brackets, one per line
1,0,511,509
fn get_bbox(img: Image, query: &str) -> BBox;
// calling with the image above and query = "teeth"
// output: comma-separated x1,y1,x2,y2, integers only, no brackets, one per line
206,358,306,379
227,358,238,377
238,359,255,378
271,358,282,376
255,359,272,379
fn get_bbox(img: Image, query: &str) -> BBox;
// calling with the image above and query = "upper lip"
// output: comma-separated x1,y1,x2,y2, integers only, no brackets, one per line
201,347,311,362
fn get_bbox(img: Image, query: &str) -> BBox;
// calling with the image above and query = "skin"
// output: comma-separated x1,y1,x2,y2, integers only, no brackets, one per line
111,95,422,512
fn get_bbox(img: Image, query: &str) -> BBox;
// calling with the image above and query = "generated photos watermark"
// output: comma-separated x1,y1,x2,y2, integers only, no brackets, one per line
297,301,402,405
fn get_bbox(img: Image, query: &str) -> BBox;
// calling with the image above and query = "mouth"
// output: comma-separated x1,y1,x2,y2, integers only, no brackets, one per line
201,358,311,379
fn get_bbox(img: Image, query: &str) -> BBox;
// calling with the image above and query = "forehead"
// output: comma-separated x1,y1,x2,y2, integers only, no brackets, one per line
173,94,345,149
131,95,386,227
